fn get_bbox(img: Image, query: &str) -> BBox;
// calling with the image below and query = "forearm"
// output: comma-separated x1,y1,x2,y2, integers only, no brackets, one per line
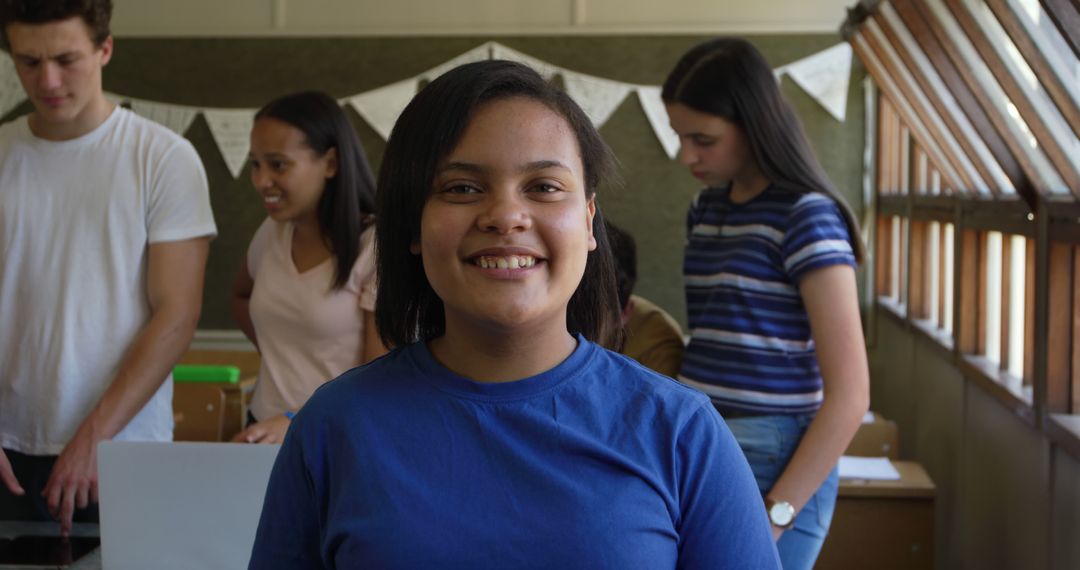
76,303,199,441
770,264,870,514
767,385,868,513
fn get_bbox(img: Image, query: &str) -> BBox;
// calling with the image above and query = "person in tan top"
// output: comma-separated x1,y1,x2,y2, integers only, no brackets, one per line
606,221,685,378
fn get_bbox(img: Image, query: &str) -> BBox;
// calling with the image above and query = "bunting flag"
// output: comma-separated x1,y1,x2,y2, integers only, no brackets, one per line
637,86,680,159
490,44,562,80
562,71,632,128
419,42,494,82
103,91,125,105
1,55,25,117
345,79,418,141
128,97,200,136
0,42,853,177
203,108,256,178
780,43,853,122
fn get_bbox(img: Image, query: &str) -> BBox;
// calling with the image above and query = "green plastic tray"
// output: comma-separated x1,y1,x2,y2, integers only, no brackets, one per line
173,364,240,384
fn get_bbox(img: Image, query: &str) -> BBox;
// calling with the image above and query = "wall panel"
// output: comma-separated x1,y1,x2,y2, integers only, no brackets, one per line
959,382,1050,569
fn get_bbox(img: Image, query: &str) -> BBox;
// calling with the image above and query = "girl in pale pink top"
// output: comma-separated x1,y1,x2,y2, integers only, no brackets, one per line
230,91,388,444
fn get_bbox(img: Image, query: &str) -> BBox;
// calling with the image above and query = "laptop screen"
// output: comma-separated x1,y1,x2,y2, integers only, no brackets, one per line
97,441,280,570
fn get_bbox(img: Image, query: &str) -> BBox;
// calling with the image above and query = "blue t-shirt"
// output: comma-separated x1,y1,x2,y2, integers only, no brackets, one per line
249,336,779,569
679,185,856,415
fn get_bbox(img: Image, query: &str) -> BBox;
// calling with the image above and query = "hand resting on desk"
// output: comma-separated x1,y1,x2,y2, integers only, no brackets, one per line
231,414,291,444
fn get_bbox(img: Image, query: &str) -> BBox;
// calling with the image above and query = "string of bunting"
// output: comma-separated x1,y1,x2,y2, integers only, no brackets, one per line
0,41,853,178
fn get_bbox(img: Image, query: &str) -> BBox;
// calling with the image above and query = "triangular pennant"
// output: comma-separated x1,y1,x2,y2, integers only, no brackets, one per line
103,91,126,105
202,108,256,178
782,43,852,122
128,97,199,136
1,55,26,117
421,42,494,82
636,87,680,159
346,78,418,141
562,71,632,128
490,43,561,80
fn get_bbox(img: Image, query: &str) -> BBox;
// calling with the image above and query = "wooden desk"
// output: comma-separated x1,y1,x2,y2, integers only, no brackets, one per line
816,461,935,570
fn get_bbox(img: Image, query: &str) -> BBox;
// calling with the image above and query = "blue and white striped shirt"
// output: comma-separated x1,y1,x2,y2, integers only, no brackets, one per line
678,185,855,415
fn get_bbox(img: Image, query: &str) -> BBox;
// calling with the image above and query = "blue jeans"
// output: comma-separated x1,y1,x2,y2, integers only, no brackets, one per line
725,414,839,570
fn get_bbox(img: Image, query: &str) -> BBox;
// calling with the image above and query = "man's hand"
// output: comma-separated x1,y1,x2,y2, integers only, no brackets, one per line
42,427,102,536
0,448,25,496
37,238,207,535
231,414,291,444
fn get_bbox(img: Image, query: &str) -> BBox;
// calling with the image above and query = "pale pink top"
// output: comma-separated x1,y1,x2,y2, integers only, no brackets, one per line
246,218,377,421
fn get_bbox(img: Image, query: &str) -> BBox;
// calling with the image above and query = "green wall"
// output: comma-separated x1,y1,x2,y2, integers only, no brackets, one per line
2,35,866,331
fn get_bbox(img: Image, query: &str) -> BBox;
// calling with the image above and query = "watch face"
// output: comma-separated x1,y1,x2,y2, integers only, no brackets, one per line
769,501,795,527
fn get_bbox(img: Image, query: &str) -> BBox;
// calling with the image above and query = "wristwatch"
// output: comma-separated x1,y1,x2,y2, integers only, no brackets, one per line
764,498,796,529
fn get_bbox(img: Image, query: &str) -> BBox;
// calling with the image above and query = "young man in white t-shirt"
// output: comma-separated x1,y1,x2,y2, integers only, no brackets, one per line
0,0,217,534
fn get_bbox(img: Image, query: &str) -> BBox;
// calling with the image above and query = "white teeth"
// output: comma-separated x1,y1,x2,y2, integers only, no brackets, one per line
264,195,282,204
476,255,536,269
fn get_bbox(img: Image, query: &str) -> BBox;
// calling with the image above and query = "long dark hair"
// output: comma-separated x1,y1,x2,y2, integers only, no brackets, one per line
663,37,865,262
255,91,377,289
375,60,624,349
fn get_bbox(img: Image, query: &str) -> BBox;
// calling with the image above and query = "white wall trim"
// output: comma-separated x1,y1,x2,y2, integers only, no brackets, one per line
115,23,847,38
191,329,257,352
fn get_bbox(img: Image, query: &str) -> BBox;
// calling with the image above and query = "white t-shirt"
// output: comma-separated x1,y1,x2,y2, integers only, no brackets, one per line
0,107,217,454
246,218,377,421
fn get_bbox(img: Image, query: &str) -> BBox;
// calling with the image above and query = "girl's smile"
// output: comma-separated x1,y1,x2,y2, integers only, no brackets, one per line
248,117,337,224
413,96,596,337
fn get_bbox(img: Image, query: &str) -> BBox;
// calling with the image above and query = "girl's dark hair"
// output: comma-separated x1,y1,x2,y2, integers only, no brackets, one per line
0,0,112,51
604,220,637,311
662,37,865,262
255,91,377,290
375,59,623,349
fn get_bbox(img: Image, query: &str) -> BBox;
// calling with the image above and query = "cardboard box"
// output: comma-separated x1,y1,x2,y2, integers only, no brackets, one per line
173,377,255,441
845,412,900,459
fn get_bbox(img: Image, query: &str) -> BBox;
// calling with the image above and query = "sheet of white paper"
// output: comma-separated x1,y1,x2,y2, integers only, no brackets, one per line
838,455,902,480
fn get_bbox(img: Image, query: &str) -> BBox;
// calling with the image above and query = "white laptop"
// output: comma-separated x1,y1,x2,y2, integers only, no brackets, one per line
97,441,280,570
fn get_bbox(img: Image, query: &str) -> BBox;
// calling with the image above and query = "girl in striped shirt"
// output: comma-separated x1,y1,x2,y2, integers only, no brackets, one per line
663,37,871,570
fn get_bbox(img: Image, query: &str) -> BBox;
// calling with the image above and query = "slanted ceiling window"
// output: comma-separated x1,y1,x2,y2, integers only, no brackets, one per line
843,0,1080,437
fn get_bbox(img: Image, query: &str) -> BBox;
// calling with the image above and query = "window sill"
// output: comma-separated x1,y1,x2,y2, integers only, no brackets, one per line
959,354,1035,427
1046,415,1080,462
875,300,1036,426
877,296,907,322
910,317,954,359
